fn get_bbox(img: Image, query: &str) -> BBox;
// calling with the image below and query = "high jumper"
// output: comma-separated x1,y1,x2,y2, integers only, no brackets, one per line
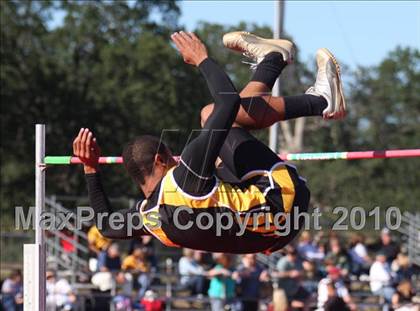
72,31,346,254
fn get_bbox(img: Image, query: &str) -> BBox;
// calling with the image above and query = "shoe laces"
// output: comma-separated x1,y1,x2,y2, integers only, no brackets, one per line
242,54,258,70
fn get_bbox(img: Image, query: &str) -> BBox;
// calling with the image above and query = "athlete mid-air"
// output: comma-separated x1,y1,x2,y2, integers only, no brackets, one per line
73,31,345,254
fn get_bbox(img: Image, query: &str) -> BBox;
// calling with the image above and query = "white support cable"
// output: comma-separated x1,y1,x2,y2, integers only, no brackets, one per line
329,2,359,67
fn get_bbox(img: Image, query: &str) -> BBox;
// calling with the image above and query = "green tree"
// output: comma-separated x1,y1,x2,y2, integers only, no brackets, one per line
1,0,185,224
1,1,299,228
300,47,420,211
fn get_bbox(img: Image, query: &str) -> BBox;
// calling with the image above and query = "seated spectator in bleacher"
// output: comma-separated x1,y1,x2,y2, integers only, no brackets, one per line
371,228,400,264
122,246,152,299
60,227,76,265
87,224,112,272
235,254,269,311
46,270,77,311
392,253,416,283
93,242,123,291
274,246,310,310
325,238,351,277
92,244,133,304
321,281,350,311
369,252,396,310
297,231,325,262
317,266,356,311
112,272,134,311
87,224,111,255
140,290,165,311
129,236,158,272
391,279,418,311
301,259,324,296
207,254,237,311
349,233,372,276
98,243,121,272
1,269,23,311
178,249,207,297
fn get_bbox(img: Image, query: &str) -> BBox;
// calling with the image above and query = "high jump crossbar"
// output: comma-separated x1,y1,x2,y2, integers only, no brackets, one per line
24,124,420,311
43,149,420,165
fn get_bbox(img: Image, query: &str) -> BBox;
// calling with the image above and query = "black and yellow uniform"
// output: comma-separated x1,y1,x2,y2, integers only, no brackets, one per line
86,54,311,254
140,158,309,254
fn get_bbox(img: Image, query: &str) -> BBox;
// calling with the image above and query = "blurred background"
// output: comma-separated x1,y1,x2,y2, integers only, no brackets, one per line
0,1,419,310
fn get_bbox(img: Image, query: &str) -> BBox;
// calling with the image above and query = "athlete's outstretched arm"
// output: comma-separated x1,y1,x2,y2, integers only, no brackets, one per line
73,128,149,239
171,32,241,195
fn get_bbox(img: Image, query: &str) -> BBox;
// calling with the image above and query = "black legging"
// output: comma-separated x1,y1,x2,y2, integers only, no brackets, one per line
86,57,243,238
86,56,309,243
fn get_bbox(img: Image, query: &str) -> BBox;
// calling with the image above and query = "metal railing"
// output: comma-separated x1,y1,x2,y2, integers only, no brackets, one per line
44,196,91,284
395,211,420,266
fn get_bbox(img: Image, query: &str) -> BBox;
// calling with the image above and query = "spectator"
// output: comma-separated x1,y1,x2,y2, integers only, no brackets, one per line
322,281,350,311
392,253,415,283
235,254,269,311
274,246,310,310
391,279,418,311
325,238,351,277
140,290,165,311
317,266,356,311
129,235,158,271
1,269,23,311
92,243,124,293
60,228,76,265
112,272,134,311
122,246,152,299
369,253,396,311
371,228,400,264
301,259,323,296
349,233,371,276
98,243,121,272
87,224,112,255
207,253,237,311
297,231,325,262
178,249,207,297
87,224,112,272
46,270,77,311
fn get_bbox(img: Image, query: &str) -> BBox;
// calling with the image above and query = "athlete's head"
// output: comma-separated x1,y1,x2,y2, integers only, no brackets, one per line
122,135,177,188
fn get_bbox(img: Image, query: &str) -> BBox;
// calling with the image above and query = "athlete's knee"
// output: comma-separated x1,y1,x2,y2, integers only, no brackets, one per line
200,103,214,127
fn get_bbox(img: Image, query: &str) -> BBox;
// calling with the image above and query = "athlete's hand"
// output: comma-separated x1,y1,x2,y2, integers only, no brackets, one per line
171,31,208,66
72,128,101,174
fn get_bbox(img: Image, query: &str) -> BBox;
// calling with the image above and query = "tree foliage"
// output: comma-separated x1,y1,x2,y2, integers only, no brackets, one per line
1,0,419,232
301,47,420,211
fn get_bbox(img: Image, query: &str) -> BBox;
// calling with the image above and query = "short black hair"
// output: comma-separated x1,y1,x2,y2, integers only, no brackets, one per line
122,135,170,186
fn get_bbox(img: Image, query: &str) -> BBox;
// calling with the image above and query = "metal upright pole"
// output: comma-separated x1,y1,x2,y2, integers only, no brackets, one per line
35,124,46,310
269,0,285,151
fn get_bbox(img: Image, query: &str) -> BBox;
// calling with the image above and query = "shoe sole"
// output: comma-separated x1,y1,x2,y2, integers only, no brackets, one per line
223,32,294,62
319,48,346,119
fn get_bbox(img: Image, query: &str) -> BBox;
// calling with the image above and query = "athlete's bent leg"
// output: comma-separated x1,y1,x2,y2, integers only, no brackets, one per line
201,52,328,129
201,95,327,130
217,127,280,180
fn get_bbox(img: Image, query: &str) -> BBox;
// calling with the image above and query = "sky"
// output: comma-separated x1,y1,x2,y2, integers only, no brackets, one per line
179,1,420,68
